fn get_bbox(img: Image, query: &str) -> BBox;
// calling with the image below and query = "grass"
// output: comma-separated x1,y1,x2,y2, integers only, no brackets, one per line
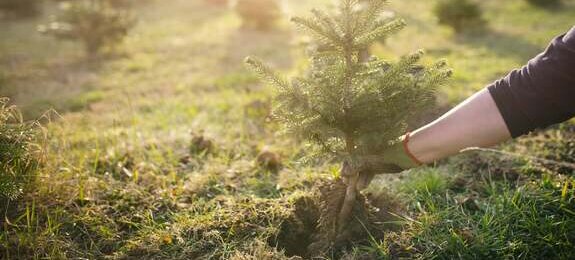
395,167,575,259
0,0,574,259
417,187,573,259
384,0,575,103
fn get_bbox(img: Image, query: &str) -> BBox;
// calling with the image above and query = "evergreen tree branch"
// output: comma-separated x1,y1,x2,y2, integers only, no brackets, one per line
354,18,406,47
311,9,344,42
248,0,450,166
245,56,290,91
359,0,388,31
291,17,342,47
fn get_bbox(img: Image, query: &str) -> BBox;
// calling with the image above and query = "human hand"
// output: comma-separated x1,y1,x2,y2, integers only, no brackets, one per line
343,135,423,190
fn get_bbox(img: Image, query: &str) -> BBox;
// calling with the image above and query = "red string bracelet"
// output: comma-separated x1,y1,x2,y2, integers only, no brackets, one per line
403,132,423,166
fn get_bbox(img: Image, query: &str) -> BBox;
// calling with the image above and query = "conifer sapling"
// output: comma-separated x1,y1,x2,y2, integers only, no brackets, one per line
246,0,451,240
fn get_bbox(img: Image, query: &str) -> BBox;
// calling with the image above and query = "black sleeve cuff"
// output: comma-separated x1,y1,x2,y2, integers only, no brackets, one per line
487,26,575,138
487,79,534,138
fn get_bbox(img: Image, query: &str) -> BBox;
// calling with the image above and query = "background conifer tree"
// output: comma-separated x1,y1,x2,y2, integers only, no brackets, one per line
38,0,135,56
434,0,485,33
236,0,281,30
0,0,39,19
247,0,451,236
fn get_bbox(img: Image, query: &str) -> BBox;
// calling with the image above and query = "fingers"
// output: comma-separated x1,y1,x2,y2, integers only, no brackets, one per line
357,155,406,174
340,160,354,177
340,159,356,185
356,171,375,190
341,156,403,189
366,160,405,174
338,173,359,231
380,163,404,174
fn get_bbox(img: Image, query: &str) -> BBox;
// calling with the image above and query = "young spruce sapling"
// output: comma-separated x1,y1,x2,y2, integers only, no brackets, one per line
246,0,451,243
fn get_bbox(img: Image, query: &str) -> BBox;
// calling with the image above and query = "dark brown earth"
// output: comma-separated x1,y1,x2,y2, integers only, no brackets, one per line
274,179,403,258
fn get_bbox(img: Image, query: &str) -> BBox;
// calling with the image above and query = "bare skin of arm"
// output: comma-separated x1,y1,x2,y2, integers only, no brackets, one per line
351,88,513,191
408,88,512,164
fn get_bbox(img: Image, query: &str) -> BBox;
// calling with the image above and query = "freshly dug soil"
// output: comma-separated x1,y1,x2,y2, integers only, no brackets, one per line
273,195,321,257
273,179,402,258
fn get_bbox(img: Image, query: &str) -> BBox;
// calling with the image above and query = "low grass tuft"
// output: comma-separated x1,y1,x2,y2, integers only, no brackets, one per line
0,98,42,200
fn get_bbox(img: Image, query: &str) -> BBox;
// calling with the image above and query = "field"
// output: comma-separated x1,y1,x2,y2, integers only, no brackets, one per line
1,0,574,259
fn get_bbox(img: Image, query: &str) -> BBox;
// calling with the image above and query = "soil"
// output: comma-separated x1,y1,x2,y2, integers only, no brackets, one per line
256,150,282,173
273,195,320,257
273,179,403,258
190,134,214,154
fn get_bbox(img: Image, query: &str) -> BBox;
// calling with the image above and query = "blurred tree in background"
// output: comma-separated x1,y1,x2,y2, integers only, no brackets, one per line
0,0,40,19
38,0,135,56
51,0,139,8
105,0,137,9
205,0,228,7
526,0,561,8
434,0,485,34
236,0,281,30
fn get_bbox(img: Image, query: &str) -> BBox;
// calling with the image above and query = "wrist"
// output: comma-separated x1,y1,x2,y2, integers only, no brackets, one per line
405,130,437,164
382,134,422,171
402,132,424,166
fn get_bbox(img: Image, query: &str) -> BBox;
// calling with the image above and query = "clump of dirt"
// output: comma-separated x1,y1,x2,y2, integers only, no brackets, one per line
190,133,214,154
308,179,386,255
256,150,282,172
453,152,523,183
274,179,402,258
512,123,575,175
274,195,320,257
452,122,575,186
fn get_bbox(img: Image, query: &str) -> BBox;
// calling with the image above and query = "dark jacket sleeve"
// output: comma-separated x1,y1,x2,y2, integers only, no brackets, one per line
488,26,575,138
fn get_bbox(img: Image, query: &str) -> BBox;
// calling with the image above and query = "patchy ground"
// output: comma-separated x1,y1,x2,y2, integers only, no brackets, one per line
1,0,574,259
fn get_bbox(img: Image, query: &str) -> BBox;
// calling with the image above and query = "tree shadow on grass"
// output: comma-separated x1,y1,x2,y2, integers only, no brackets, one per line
455,28,545,63
0,52,127,119
525,1,565,11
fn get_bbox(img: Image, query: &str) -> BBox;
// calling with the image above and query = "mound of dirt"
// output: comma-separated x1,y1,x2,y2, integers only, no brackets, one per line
273,179,403,258
274,195,320,257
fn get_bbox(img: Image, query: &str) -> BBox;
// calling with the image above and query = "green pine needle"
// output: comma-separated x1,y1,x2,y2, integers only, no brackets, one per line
246,0,451,159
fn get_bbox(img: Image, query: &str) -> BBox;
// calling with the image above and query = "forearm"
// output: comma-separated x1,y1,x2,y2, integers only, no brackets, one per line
407,88,511,164
373,27,574,173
